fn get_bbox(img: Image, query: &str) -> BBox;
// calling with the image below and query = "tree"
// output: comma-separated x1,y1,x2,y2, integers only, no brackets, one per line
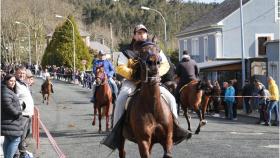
42,15,92,70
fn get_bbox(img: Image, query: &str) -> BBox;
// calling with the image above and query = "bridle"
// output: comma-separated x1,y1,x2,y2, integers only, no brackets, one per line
138,42,162,84
95,68,107,85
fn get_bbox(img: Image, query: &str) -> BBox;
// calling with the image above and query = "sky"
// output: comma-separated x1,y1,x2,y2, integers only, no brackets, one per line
185,0,225,3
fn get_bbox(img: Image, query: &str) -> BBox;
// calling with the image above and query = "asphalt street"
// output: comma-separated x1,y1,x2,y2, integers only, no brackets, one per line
31,78,279,158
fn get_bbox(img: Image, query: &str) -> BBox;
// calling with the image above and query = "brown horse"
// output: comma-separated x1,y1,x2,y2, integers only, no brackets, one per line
179,80,212,134
41,77,53,105
118,40,175,158
92,66,112,133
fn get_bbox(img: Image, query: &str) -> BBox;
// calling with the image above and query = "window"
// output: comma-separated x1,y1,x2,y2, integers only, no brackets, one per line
191,38,199,56
183,39,188,51
258,37,268,55
204,37,208,61
277,0,280,19
251,61,267,76
255,33,273,57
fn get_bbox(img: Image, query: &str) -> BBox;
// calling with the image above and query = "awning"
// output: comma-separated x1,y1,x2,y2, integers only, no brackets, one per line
198,60,241,70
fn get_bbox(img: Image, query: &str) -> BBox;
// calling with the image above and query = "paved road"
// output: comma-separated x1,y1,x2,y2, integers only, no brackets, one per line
31,78,279,158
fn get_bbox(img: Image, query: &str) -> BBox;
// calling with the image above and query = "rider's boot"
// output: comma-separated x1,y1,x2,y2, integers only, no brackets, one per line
90,86,97,103
173,120,192,145
112,93,117,104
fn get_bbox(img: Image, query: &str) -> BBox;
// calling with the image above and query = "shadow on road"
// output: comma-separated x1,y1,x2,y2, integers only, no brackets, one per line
40,130,110,139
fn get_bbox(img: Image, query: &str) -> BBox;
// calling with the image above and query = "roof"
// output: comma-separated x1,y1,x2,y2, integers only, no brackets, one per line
179,0,250,35
264,39,280,45
198,60,241,69
89,41,110,53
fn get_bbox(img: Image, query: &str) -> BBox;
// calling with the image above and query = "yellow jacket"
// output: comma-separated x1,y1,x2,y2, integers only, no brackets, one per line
268,79,279,101
116,50,170,80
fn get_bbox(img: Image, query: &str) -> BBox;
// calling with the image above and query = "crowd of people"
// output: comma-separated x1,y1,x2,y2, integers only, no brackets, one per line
1,65,35,158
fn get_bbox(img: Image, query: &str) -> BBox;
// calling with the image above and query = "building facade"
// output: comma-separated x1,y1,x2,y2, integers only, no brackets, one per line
177,0,279,85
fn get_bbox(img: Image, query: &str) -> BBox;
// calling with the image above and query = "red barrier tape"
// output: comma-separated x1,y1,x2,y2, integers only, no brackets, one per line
39,119,66,158
32,106,66,158
209,95,270,98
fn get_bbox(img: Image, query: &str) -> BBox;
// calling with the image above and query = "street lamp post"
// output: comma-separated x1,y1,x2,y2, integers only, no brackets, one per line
15,21,31,66
141,6,167,49
55,14,76,80
239,0,246,87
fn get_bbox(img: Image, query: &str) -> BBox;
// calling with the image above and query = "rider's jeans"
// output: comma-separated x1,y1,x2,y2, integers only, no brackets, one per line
113,80,136,127
113,80,178,127
108,78,118,96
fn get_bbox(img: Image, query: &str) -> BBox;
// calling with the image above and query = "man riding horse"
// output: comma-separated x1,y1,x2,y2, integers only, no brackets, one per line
174,50,200,103
103,24,191,150
91,50,118,104
40,68,54,93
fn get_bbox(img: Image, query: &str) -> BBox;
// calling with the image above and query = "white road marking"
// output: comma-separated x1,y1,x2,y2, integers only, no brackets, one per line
263,145,279,149
230,131,264,135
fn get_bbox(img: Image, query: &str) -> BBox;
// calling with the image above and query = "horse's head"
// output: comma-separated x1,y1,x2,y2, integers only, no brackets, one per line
133,37,161,83
95,65,106,86
199,80,213,95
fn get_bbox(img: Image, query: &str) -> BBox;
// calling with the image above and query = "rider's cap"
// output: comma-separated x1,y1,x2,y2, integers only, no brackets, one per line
183,50,189,55
134,24,148,34
98,50,106,56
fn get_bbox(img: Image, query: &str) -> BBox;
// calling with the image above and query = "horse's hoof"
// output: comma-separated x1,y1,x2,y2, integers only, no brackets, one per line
201,120,207,126
195,130,200,134
163,153,172,158
92,121,95,126
106,128,110,132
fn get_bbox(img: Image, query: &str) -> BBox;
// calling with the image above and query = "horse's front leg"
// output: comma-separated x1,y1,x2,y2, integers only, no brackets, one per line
42,94,44,103
46,94,49,105
92,105,97,126
118,135,126,158
163,129,173,158
202,96,210,120
105,104,110,132
183,107,192,132
138,140,151,158
194,106,206,134
98,107,102,133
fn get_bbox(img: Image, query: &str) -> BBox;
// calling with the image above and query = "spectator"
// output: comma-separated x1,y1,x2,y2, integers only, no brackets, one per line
25,69,34,87
266,76,279,126
221,82,229,118
224,80,235,120
232,79,239,120
1,74,24,158
212,80,221,117
255,81,270,124
15,66,34,157
242,80,254,114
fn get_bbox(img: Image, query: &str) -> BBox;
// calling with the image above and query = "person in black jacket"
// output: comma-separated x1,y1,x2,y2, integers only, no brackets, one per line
174,50,199,103
242,80,253,114
1,74,24,158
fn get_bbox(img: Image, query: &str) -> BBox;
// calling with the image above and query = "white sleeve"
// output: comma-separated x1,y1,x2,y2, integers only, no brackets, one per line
117,53,128,66
159,50,168,63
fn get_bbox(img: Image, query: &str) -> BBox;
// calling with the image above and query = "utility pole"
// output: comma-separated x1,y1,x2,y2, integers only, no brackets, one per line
240,0,246,87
